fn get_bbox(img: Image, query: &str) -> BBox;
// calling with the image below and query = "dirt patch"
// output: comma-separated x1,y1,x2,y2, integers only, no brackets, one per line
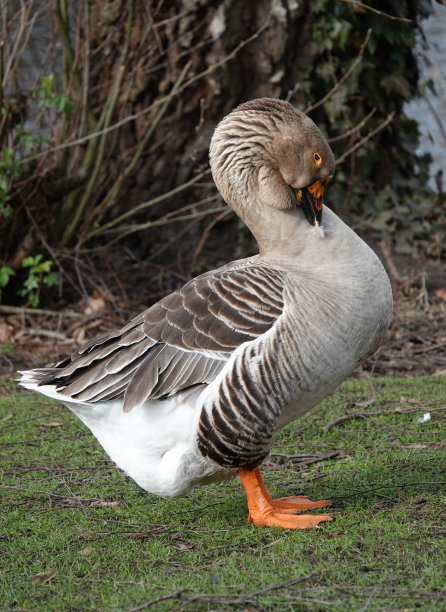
359,289,446,377
1,250,445,378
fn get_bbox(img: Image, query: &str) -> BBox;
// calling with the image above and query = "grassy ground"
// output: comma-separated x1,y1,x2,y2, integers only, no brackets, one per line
1,375,445,611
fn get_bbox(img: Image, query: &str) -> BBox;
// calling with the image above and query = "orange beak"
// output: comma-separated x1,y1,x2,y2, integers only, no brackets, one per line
307,178,329,212
296,178,330,225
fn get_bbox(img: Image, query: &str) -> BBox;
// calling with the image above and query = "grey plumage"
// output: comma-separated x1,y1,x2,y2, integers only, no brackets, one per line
37,260,286,415
22,98,392,490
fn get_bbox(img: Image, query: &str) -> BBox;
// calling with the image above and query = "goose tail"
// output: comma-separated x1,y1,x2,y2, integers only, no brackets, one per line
18,369,90,406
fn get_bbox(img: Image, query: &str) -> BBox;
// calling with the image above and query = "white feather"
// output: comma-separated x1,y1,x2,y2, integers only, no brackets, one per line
19,372,231,496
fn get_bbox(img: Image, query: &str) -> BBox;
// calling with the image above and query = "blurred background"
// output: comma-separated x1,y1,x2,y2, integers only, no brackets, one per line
0,0,445,374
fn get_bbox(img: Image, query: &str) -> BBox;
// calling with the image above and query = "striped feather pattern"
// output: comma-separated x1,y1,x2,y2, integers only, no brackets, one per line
36,260,286,413
196,265,392,470
19,98,393,496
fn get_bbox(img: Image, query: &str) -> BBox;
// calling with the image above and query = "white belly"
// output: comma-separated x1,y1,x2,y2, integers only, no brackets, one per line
20,378,232,497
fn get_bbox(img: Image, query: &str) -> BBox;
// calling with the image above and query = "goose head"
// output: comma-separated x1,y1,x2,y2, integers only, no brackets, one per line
210,98,336,257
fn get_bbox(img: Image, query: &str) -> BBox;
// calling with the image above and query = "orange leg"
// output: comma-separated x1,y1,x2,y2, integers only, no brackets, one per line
239,468,332,529
253,467,331,512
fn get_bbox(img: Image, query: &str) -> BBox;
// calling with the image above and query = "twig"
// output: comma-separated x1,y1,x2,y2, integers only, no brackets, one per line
323,406,446,432
19,19,271,166
181,574,319,608
422,90,446,144
305,29,371,114
26,329,72,341
151,7,194,29
192,208,232,266
336,112,395,165
378,240,404,284
81,60,193,245
110,206,228,237
111,205,228,236
327,107,376,143
24,202,81,300
330,481,446,501
0,42,3,123
123,248,190,283
128,589,187,611
340,0,411,23
270,451,341,465
0,305,84,318
162,195,218,221
78,205,227,254
61,4,135,247
413,341,446,355
85,168,212,240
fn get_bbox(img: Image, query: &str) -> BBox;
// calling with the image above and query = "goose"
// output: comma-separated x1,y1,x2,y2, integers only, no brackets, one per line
19,98,393,529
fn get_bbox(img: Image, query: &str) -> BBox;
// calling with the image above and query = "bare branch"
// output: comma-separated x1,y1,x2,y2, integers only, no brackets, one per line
81,59,194,243
326,107,376,143
192,208,232,266
336,112,395,165
323,405,446,432
305,29,371,114
128,589,187,612
19,18,271,166
77,205,227,255
85,168,212,241
340,0,411,23
0,305,84,318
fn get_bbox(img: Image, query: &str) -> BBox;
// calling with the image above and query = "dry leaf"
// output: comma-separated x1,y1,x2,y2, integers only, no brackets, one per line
42,421,63,427
434,288,446,302
176,541,196,551
79,546,93,556
73,328,86,346
84,295,106,316
90,500,118,508
31,570,58,585
433,368,446,377
401,443,429,449
355,398,376,407
0,321,13,343
1,413,13,422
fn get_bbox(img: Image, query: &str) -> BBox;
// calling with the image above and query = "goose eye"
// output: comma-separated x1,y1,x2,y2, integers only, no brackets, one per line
313,152,322,166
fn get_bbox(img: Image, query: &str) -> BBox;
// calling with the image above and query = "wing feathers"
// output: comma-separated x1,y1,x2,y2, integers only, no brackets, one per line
60,338,153,397
38,260,285,411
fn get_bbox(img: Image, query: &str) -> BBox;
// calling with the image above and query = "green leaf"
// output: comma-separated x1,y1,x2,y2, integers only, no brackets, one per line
23,276,39,291
1,147,13,164
29,292,39,307
0,265,15,288
55,94,73,117
44,272,59,287
22,256,37,268
37,260,52,274
40,73,54,94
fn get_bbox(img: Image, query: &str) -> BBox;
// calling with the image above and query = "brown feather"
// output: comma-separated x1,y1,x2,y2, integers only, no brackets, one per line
38,260,285,411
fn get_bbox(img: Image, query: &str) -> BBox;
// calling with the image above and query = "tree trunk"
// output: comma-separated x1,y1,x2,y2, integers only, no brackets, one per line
85,0,316,230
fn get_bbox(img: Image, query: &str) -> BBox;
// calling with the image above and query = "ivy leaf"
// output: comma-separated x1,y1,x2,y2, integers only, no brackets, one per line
23,276,39,291
37,260,53,274
44,272,59,287
0,266,15,288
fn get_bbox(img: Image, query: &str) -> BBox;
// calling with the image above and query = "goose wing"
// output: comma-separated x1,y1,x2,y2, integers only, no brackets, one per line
37,260,286,411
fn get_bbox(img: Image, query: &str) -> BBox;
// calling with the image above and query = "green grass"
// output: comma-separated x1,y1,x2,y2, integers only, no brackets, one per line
1,375,445,611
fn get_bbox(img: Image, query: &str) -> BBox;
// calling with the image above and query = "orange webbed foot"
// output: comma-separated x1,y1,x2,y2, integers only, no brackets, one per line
239,468,332,530
268,495,332,512
248,510,332,529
